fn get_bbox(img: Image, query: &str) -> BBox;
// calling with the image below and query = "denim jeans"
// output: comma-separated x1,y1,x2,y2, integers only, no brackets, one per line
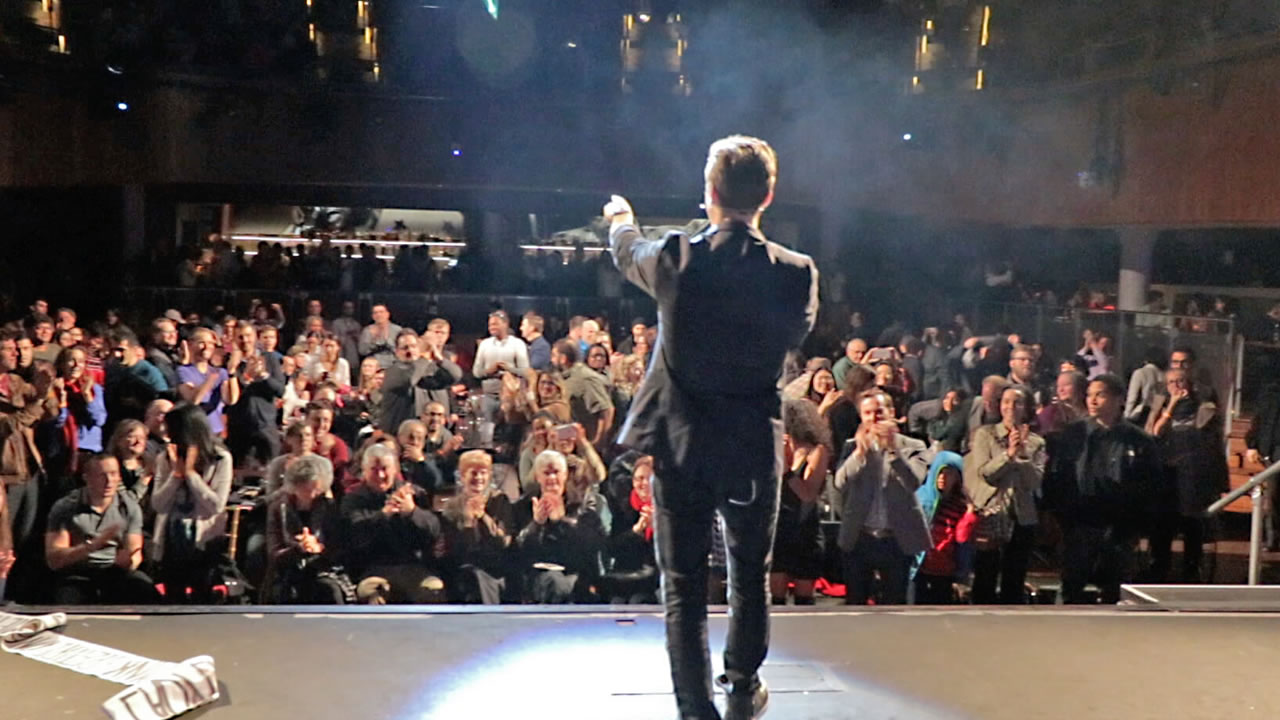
652,457,780,720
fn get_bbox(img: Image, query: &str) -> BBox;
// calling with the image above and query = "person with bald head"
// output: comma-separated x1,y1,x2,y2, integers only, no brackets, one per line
833,338,869,391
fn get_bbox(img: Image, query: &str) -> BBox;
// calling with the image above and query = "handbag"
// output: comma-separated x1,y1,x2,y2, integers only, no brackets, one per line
972,486,1014,549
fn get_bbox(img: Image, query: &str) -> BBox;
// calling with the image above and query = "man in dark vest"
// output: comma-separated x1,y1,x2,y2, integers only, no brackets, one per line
604,135,819,720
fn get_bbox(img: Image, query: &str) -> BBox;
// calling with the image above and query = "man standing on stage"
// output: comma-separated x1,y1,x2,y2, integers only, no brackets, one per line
604,135,819,720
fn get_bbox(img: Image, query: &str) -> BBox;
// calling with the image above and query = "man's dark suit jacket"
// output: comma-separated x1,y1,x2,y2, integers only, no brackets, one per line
609,221,819,477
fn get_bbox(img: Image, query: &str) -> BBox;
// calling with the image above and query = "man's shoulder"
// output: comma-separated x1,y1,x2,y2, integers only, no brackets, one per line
48,490,84,524
763,239,816,271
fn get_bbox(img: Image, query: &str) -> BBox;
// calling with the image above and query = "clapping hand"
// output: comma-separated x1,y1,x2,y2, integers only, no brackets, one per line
295,527,324,555
91,521,125,551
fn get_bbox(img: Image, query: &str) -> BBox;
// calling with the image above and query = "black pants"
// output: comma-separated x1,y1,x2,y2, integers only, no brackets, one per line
914,573,958,605
842,533,911,605
972,523,1035,604
1061,522,1136,604
652,457,779,720
1149,513,1207,583
53,566,161,605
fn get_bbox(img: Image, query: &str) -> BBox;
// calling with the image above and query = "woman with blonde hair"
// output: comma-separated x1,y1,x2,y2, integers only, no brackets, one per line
107,419,154,507
441,450,515,603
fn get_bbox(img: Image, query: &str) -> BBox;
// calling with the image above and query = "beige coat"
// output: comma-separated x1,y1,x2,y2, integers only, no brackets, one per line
964,423,1046,526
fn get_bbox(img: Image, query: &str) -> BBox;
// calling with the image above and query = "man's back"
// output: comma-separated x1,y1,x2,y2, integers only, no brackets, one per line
611,222,818,464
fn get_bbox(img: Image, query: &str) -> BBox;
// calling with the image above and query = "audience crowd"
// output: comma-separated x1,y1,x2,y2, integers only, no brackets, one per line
0,289,1244,607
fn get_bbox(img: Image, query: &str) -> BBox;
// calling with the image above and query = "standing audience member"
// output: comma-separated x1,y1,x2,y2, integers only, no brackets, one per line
307,400,350,484
0,331,58,600
520,312,552,372
964,386,1045,604
151,404,234,602
142,399,173,465
48,347,107,496
225,323,286,466
832,338,869,391
147,318,186,390
771,400,831,606
552,340,614,448
1125,346,1166,424
309,334,351,388
105,328,169,435
177,327,237,438
1045,374,1161,604
473,310,530,421
358,304,402,369
914,453,974,604
331,300,363,373
834,389,932,605
45,454,158,604
376,329,462,435
1145,368,1227,582
1037,371,1087,437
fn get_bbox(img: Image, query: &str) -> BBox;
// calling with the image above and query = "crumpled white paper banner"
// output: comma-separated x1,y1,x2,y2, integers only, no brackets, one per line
0,611,219,719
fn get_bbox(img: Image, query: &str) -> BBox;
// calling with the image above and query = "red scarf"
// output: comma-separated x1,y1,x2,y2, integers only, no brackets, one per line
63,380,85,473
630,489,653,541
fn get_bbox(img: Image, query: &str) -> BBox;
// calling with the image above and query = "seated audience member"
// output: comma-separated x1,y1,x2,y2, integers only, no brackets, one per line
832,338,870,391
339,444,443,604
108,419,153,508
914,452,974,604
1037,371,1087,437
177,327,237,437
47,347,107,496
30,313,60,364
518,414,556,493
440,450,516,604
552,423,607,503
516,449,607,604
604,454,659,604
834,389,932,605
45,454,159,604
151,404,234,602
422,401,463,480
964,386,1045,604
282,364,311,423
263,455,349,604
143,398,173,464
307,400,350,483
771,400,831,606
533,371,572,423
1045,374,1161,604
264,421,332,495
398,419,445,496
1145,368,1227,583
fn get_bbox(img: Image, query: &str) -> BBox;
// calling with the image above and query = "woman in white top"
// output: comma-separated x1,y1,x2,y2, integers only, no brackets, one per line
308,334,351,388
151,403,234,602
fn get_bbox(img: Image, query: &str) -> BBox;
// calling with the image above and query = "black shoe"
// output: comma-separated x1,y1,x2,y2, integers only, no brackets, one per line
716,674,768,720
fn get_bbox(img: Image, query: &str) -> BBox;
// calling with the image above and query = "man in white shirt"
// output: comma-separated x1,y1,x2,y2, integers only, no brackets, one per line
472,310,529,420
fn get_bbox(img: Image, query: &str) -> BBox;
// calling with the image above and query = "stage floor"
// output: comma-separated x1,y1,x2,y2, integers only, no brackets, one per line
4,605,1279,719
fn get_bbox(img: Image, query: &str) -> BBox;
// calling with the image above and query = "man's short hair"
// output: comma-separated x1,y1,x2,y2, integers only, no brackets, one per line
57,307,77,321
569,316,586,331
29,312,53,329
109,328,141,348
81,452,115,478
522,312,544,333
1170,345,1197,363
552,339,580,364
489,309,509,323
1089,373,1126,399
427,317,450,331
900,336,925,355
306,399,335,416
395,328,419,344
704,135,777,212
